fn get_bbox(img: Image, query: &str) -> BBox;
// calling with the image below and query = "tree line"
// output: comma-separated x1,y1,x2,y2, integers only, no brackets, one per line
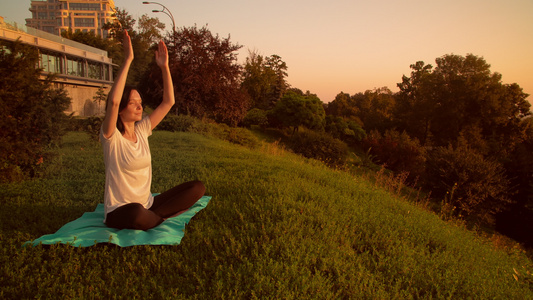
1,8,531,246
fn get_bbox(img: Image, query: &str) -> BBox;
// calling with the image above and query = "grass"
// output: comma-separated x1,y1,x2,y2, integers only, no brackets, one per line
1,130,532,298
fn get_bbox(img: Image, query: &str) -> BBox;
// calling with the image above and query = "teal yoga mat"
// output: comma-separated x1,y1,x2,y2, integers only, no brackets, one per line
23,196,211,247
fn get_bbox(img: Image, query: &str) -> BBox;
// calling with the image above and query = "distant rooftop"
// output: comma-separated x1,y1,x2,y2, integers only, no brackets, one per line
0,16,108,57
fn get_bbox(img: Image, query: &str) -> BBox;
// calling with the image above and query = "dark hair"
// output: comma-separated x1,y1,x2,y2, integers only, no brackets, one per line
107,86,143,134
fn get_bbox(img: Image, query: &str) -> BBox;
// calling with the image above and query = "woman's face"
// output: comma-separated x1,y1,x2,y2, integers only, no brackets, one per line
119,90,143,123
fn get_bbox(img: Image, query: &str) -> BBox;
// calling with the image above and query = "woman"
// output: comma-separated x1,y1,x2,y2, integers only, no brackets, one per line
100,30,205,230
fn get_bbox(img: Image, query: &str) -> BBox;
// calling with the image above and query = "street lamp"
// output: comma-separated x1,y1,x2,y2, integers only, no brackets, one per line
142,1,176,34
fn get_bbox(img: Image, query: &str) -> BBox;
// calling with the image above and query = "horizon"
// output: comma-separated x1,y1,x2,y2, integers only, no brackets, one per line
1,0,532,104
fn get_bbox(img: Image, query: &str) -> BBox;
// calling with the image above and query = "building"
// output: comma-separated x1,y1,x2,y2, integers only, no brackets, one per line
1,17,115,116
25,0,116,37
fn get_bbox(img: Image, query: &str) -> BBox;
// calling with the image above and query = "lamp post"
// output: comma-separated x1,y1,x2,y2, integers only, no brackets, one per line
142,1,179,115
142,1,176,34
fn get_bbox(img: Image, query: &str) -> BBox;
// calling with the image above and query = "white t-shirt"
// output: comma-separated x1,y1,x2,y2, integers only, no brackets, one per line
100,116,154,222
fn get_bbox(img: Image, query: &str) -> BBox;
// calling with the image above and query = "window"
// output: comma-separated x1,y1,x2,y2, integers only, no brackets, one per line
69,3,101,11
74,18,95,27
104,64,110,81
40,52,62,74
88,61,103,80
42,26,55,34
67,56,84,77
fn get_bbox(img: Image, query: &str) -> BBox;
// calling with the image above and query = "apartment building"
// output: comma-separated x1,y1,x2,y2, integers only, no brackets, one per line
25,0,116,37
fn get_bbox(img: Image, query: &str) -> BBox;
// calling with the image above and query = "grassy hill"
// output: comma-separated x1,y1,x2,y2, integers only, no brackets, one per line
1,130,532,298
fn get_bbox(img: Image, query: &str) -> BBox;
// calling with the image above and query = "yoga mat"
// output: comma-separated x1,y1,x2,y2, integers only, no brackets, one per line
23,196,211,247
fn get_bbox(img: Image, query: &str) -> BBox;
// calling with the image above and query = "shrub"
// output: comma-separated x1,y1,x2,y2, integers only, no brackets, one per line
424,143,512,225
325,115,366,147
362,129,426,182
0,40,71,182
156,114,260,149
218,125,260,148
157,114,199,132
288,130,349,166
241,108,269,128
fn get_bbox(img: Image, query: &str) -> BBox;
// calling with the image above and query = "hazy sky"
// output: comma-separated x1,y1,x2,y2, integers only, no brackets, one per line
1,0,532,103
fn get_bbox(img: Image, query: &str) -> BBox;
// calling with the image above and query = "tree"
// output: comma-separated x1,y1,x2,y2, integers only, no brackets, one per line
395,61,436,145
137,14,166,46
241,50,288,110
61,28,121,65
92,85,108,115
395,54,530,152
324,92,362,125
325,115,366,147
0,40,71,182
265,54,288,106
100,8,165,85
270,89,325,133
139,25,249,125
351,87,396,132
425,141,512,225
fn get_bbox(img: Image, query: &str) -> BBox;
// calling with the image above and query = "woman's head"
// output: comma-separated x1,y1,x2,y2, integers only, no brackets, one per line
112,86,144,134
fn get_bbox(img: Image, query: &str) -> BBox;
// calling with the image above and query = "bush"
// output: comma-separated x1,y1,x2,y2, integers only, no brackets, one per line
325,115,366,147
216,124,260,148
241,108,268,128
425,143,512,225
157,114,199,132
156,114,260,149
363,129,426,182
288,130,349,166
0,40,71,182
65,116,103,141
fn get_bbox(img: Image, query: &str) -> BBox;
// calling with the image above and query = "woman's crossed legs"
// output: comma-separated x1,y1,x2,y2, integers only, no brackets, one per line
105,180,206,230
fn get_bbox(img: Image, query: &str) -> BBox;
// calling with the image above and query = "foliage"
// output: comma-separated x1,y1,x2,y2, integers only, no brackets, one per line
396,54,531,150
156,114,199,132
363,129,427,182
424,141,512,225
157,114,259,149
99,7,165,85
0,40,71,182
494,117,533,246
61,28,122,64
139,25,249,126
91,85,108,116
324,92,362,124
351,87,396,132
288,129,349,166
325,115,366,147
241,108,269,128
1,131,532,298
241,50,288,110
270,89,325,132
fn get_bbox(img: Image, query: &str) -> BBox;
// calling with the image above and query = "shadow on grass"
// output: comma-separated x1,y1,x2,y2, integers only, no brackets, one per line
2,201,97,241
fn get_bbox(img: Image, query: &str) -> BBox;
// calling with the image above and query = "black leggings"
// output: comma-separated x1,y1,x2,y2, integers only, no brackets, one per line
105,180,206,230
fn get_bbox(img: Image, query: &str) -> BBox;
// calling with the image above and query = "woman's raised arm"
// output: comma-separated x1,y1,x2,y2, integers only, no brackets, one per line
102,30,134,139
149,40,175,130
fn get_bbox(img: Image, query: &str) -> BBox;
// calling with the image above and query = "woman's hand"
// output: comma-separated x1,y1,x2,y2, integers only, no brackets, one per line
123,30,134,62
155,40,169,69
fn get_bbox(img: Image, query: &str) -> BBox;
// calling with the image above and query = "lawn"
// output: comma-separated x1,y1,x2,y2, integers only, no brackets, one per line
1,130,532,298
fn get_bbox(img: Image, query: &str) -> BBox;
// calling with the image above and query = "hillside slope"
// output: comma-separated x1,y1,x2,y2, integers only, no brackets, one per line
1,131,532,298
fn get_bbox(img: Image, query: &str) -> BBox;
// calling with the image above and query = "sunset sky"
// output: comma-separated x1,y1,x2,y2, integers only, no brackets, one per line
2,0,532,103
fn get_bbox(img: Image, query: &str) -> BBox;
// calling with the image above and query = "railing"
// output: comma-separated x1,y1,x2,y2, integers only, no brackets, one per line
0,18,108,56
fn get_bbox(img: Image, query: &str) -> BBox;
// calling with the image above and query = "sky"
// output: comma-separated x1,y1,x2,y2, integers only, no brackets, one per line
1,0,532,103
